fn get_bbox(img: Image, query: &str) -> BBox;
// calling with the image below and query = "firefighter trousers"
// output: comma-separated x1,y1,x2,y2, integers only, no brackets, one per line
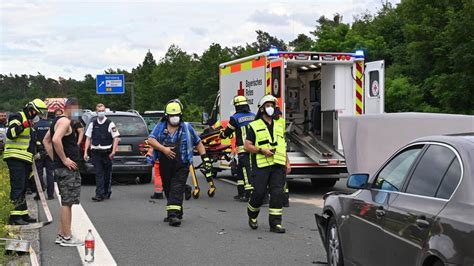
237,153,253,196
6,159,31,219
247,164,285,227
160,158,189,219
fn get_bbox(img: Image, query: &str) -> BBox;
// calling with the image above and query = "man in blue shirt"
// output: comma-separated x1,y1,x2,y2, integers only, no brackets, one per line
148,99,211,227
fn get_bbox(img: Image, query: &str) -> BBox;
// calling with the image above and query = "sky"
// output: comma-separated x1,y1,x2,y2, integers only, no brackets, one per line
0,0,400,80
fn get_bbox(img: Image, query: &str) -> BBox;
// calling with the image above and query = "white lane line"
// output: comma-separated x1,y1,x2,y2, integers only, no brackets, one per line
55,184,117,265
218,178,238,186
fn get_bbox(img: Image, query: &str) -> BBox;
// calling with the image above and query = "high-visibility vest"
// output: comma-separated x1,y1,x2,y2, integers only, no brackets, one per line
249,118,286,168
4,112,33,163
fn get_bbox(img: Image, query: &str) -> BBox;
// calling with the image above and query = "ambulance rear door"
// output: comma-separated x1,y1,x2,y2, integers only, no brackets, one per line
364,60,385,114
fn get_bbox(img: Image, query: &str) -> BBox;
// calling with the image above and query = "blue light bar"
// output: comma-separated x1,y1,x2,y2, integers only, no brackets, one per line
269,46,278,55
355,50,364,58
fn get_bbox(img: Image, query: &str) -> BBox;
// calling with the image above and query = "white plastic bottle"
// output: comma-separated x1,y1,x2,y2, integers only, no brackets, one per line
85,229,95,263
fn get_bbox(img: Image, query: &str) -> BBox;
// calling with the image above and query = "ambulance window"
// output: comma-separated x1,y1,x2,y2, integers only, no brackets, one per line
369,71,380,98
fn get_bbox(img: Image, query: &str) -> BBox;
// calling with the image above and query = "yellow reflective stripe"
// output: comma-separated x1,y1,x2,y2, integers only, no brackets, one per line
237,146,245,153
11,210,29,215
244,184,253,190
237,180,245,185
3,150,33,162
247,203,259,212
269,208,283,215
10,128,17,138
227,123,235,130
166,205,182,211
8,119,21,126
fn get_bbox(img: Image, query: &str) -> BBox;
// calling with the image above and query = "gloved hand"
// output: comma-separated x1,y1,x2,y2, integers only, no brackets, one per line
201,154,212,174
219,130,226,139
34,152,42,160
22,120,30,129
146,155,154,165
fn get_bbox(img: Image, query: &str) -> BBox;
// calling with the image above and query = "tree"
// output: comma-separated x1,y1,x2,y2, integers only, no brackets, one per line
289,34,313,51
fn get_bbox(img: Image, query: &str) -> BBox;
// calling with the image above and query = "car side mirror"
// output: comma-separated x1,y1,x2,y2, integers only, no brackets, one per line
347,174,369,189
202,112,209,125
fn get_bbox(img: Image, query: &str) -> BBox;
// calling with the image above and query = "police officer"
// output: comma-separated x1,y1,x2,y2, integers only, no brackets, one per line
148,99,212,227
4,98,47,225
84,103,120,202
34,112,55,200
220,95,255,202
244,95,291,233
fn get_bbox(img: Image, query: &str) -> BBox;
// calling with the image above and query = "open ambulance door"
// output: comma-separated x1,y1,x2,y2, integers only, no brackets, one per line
269,58,285,116
364,60,385,114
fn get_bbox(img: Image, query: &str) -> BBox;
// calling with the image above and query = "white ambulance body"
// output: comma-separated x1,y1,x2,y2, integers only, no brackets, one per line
213,49,384,187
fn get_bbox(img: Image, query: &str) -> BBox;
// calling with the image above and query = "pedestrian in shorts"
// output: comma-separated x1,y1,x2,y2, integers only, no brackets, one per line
43,97,83,246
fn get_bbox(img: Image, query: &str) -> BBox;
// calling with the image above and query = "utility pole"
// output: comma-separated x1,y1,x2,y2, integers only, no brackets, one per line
126,82,135,110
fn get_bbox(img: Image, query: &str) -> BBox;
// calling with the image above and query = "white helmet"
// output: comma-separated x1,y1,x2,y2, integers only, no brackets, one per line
258,94,278,108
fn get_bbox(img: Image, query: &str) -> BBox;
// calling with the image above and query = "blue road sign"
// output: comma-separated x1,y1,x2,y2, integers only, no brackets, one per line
96,74,125,94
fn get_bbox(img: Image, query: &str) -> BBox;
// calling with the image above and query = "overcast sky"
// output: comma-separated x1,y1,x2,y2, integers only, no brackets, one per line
1,0,400,80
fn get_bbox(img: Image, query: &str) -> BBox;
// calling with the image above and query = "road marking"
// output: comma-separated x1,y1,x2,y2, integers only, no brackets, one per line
219,178,238,186
55,184,117,265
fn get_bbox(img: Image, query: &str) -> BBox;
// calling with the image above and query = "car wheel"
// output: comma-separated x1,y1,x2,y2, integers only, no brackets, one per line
139,174,152,184
311,178,338,189
326,216,343,266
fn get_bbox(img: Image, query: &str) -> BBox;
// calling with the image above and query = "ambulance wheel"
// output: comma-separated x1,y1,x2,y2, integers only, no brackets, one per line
139,175,152,184
311,178,337,189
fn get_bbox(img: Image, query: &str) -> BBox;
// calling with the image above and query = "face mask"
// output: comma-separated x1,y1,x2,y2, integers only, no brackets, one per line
71,110,81,120
97,111,106,119
32,115,40,123
265,107,274,117
169,116,180,126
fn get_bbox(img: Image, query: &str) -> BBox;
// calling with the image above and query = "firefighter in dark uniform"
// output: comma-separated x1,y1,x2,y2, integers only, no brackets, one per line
148,99,212,227
4,98,47,225
84,103,120,202
244,95,291,233
34,112,55,200
220,95,255,202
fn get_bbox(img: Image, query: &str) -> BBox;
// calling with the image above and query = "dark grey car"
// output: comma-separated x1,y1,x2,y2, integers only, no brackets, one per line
315,135,474,266
80,110,152,183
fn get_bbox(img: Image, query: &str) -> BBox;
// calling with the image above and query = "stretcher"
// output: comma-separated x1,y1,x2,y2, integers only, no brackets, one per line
192,126,233,198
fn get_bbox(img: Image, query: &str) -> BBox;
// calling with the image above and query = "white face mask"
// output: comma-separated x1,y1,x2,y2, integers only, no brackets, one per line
169,116,180,126
265,107,274,117
97,111,106,119
32,115,40,123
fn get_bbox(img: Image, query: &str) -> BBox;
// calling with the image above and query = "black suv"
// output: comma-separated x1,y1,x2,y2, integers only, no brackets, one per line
79,110,152,183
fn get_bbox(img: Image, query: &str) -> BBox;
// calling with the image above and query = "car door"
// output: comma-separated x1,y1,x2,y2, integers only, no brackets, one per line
344,144,424,266
383,143,459,266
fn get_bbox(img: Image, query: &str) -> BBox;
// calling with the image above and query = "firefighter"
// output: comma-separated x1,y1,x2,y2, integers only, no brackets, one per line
147,99,211,227
4,98,47,225
220,95,255,202
244,95,291,233
147,148,192,200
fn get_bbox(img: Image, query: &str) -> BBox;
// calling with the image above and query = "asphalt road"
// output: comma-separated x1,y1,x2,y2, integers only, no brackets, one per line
40,170,349,265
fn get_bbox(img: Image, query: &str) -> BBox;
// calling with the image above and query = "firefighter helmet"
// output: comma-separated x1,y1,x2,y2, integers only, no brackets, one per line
26,98,48,114
165,100,183,115
258,95,277,108
233,95,248,106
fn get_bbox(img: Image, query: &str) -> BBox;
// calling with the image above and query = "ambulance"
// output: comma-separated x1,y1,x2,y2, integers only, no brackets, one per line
204,48,384,187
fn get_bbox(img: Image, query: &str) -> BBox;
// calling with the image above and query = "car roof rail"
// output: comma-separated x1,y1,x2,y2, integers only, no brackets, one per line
127,109,140,115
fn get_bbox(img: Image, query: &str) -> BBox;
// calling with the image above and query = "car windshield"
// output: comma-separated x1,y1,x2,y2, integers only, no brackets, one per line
107,115,148,137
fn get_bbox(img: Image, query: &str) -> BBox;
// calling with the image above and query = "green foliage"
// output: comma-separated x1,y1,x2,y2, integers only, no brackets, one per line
1,5,473,117
0,158,14,263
